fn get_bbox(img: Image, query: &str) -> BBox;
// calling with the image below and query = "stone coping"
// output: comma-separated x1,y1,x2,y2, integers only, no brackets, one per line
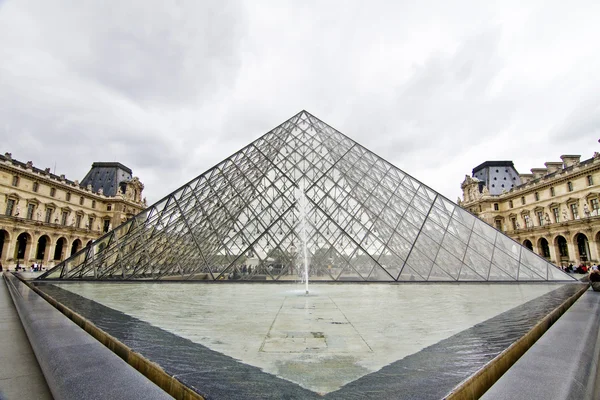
445,282,589,399
3,273,173,400
31,280,587,399
481,287,600,400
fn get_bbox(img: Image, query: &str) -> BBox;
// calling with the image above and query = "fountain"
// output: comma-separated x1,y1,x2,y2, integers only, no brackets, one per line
298,186,309,295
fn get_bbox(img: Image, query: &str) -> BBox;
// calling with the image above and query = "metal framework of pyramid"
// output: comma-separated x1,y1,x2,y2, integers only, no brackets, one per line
40,111,573,282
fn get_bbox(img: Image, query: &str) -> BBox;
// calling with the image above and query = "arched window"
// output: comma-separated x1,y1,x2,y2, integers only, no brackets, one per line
557,236,569,258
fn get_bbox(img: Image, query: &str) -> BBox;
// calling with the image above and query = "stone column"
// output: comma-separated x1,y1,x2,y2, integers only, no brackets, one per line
48,240,57,266
548,242,560,266
24,234,35,266
4,233,16,270
583,230,598,263
591,236,600,264
531,240,540,256
566,240,577,264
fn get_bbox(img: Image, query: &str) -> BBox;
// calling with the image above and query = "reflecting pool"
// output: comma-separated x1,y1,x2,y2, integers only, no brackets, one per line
35,282,582,398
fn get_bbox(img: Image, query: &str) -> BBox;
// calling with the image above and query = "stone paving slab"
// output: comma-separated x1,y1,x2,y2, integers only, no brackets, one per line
0,272,53,400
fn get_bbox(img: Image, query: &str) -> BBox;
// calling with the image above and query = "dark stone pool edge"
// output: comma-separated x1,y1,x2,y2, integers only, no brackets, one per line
25,279,589,400
19,274,205,400
445,282,589,400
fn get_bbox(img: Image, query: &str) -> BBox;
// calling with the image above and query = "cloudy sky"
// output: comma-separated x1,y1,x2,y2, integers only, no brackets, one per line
1,0,599,204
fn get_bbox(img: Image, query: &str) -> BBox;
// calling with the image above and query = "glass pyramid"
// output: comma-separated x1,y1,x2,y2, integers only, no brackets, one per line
39,111,574,282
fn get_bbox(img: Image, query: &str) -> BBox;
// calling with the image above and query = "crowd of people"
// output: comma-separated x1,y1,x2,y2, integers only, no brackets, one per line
561,263,598,274
0,261,45,273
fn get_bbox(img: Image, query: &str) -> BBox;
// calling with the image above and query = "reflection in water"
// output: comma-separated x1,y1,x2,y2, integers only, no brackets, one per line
45,282,575,396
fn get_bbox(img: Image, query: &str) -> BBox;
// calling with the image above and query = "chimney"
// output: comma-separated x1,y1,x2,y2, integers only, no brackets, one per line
544,162,563,174
530,168,547,179
519,173,534,184
561,155,581,168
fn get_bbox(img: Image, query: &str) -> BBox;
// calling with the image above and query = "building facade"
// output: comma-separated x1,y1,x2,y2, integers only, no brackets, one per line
0,153,146,270
460,152,600,267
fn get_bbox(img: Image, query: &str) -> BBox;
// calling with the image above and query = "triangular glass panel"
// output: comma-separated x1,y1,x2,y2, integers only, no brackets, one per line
428,264,456,281
488,264,517,281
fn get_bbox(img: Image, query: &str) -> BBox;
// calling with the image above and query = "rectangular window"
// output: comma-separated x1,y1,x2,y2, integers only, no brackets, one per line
509,200,513,208
5,199,15,216
553,208,560,223
92,200,96,209
550,187,555,197
592,198,600,212
495,220,502,230
493,203,499,211
534,192,539,201
45,208,53,223
567,182,573,192
50,187,56,197
26,204,35,220
11,176,18,186
61,211,68,225
521,196,526,205
88,217,95,230
103,219,111,233
570,203,579,219
107,204,112,211
537,211,544,226
76,214,82,228
511,217,517,230
66,192,71,201
588,175,594,186
32,182,39,192
79,196,84,205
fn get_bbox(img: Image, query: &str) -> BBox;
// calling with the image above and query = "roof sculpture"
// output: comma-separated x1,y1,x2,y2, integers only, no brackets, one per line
40,111,573,282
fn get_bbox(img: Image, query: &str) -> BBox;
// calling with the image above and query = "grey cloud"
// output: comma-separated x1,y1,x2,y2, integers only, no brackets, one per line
2,1,600,204
28,1,246,106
